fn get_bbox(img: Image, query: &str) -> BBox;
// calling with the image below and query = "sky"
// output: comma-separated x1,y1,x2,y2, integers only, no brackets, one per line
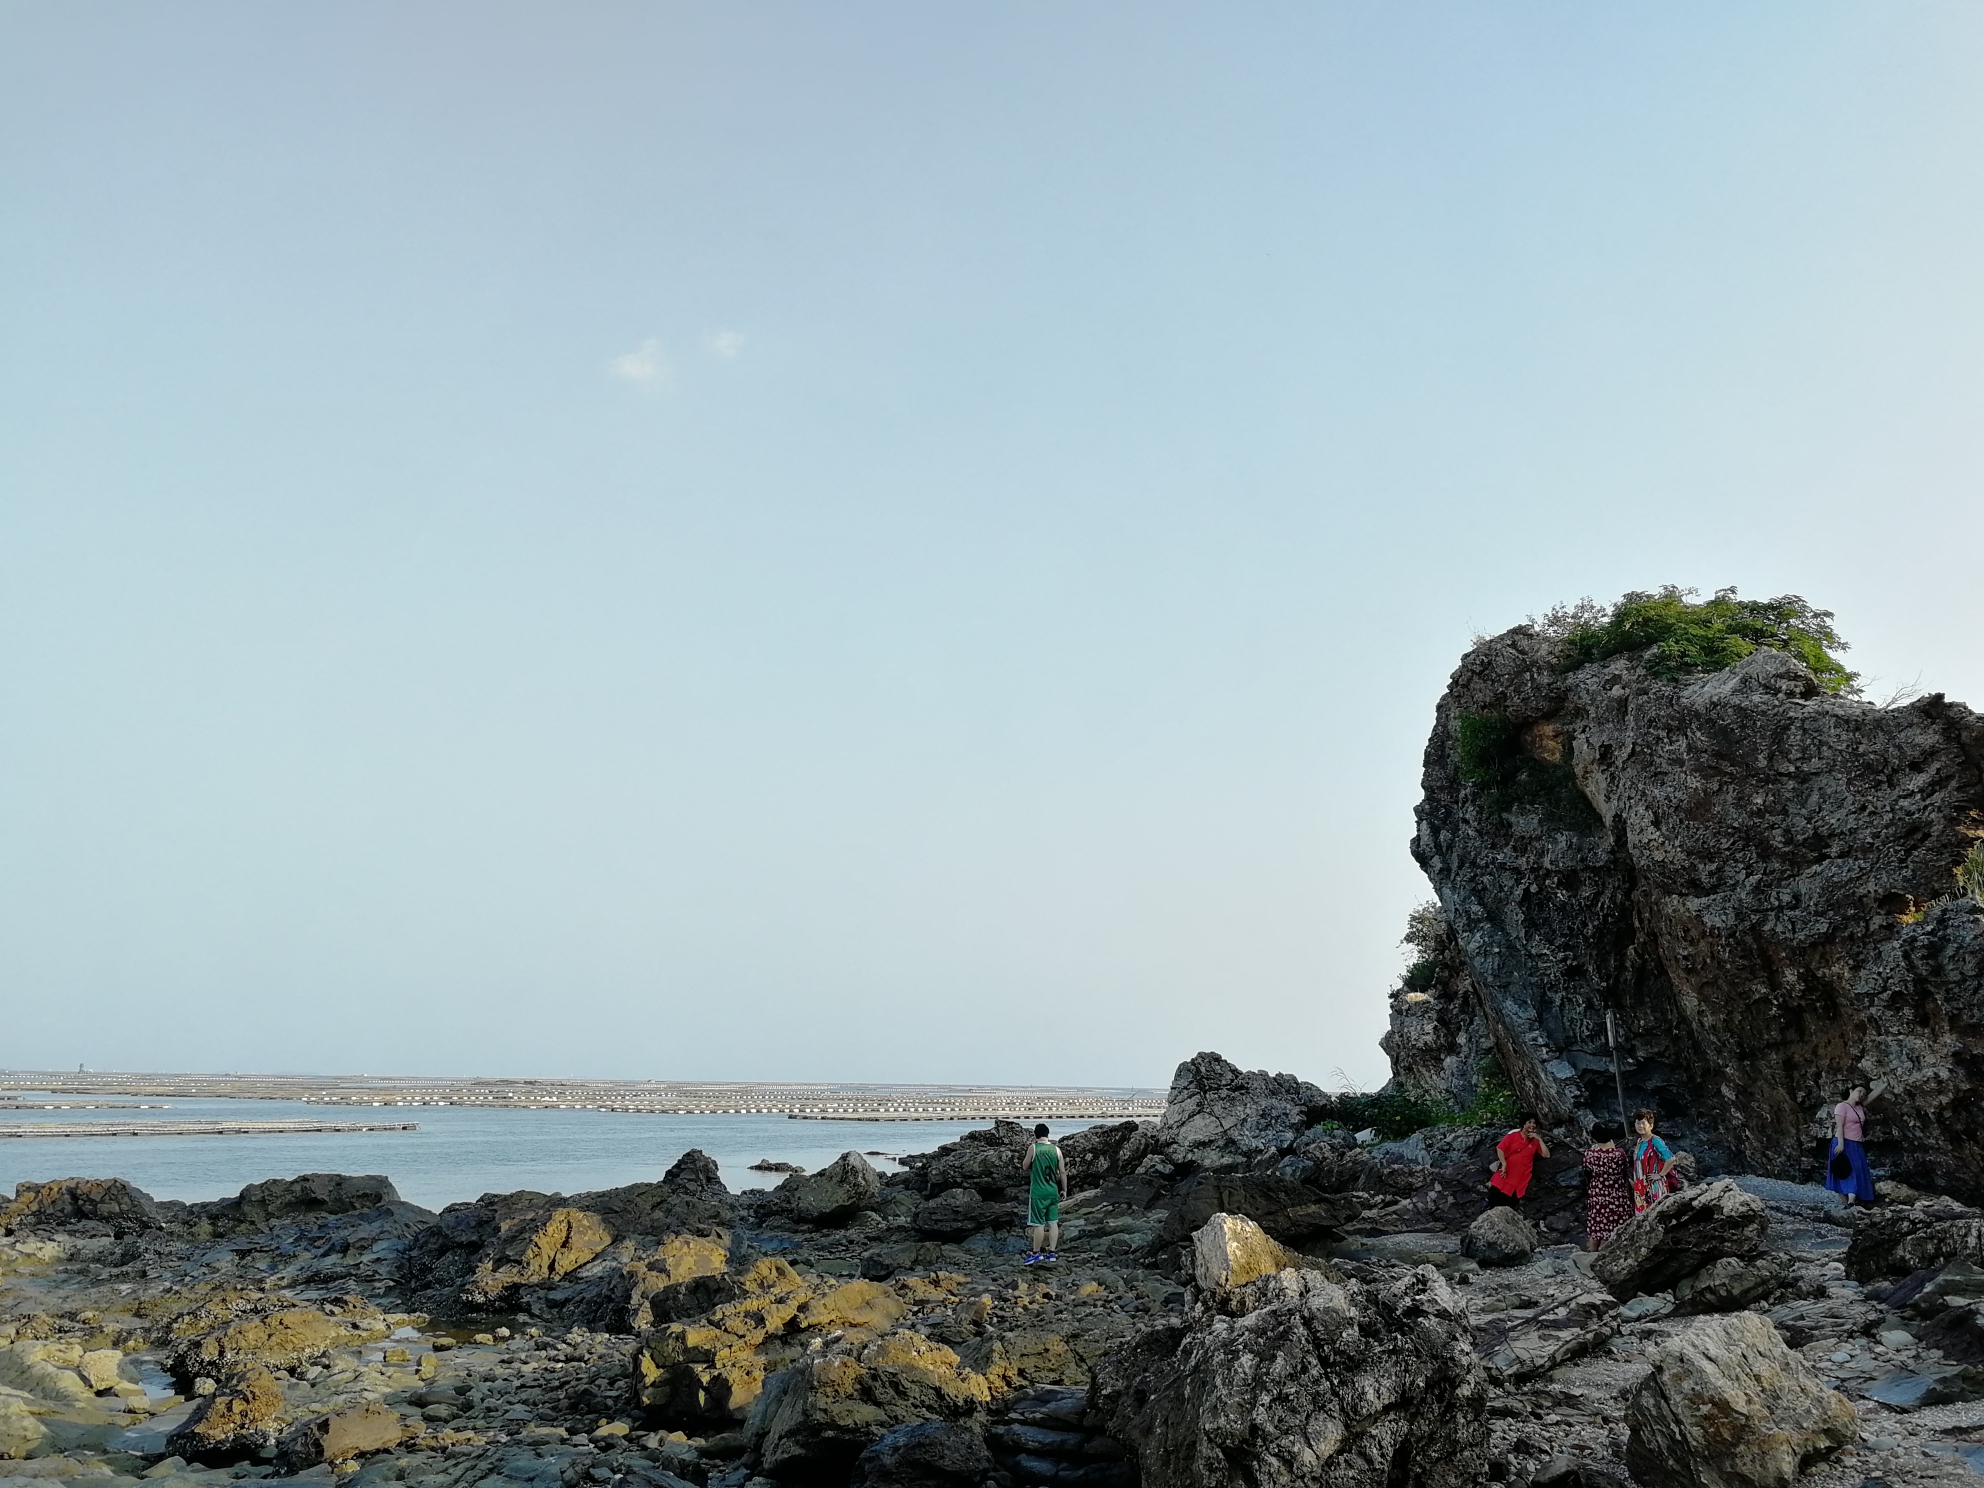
3,4,1982,1091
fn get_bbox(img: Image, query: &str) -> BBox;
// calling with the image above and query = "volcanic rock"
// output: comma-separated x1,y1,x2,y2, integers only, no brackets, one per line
751,1331,994,1480
188,1173,404,1233
1624,1313,1857,1488
167,1367,288,1463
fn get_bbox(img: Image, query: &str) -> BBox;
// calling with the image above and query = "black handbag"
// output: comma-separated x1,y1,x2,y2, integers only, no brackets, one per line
1829,1145,1854,1181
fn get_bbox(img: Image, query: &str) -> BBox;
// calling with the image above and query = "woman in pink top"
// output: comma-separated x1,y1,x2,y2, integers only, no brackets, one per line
1824,1081,1883,1205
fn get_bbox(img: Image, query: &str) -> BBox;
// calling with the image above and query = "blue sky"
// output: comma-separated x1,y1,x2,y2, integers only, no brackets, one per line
3,4,1981,1088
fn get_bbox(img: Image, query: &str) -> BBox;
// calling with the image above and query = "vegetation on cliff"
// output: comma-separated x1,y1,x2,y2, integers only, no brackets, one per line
1541,584,1858,694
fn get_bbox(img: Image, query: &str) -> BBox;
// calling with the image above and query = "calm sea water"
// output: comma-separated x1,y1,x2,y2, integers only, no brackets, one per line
0,1095,1087,1211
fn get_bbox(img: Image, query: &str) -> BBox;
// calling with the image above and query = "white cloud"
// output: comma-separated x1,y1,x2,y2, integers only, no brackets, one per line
611,338,673,389
706,329,745,360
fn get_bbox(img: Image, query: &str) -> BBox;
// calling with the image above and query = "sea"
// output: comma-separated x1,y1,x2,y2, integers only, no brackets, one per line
0,1094,1086,1212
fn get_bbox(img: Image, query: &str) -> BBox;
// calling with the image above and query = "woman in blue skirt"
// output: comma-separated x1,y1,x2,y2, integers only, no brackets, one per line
1825,1081,1883,1205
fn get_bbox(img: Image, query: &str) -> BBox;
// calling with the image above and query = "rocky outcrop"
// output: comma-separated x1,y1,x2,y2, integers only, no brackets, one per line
1844,1197,1984,1280
1092,1265,1486,1487
0,1397,44,1460
275,1399,407,1469
765,1151,884,1227
1147,1053,1328,1175
1382,906,1497,1110
399,1151,732,1320
167,1367,288,1462
163,1293,393,1384
1591,1181,1769,1299
751,1331,995,1480
187,1173,406,1233
0,1177,162,1235
1411,625,1984,1189
1624,1313,1857,1488
1189,1213,1311,1294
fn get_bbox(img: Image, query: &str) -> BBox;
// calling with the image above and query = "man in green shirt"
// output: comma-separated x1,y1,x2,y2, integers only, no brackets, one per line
1021,1122,1066,1264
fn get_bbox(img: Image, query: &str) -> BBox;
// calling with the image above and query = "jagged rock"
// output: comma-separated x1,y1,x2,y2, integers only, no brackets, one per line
464,1207,615,1305
752,1332,994,1480
1411,624,1984,1190
0,1342,95,1406
1887,1256,1984,1316
0,1397,46,1459
1189,1213,1307,1294
1149,1053,1328,1174
1673,1252,1795,1314
1382,909,1497,1110
636,1259,813,1424
768,1151,884,1227
167,1295,391,1382
276,1400,405,1468
187,1173,404,1233
1592,1181,1769,1298
913,1188,1009,1241
1624,1313,1857,1488
956,1330,1087,1394
1475,1289,1620,1382
903,1124,1032,1199
1845,1201,1984,1280
850,1420,999,1488
1092,1264,1486,1487
1154,1173,1360,1247
0,1177,161,1235
1762,1296,1881,1349
399,1156,731,1318
1060,1122,1150,1191
620,1233,735,1330
167,1367,287,1463
1461,1206,1537,1267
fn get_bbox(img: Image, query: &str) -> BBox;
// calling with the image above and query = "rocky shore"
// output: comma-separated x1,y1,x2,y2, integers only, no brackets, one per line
9,1052,1984,1487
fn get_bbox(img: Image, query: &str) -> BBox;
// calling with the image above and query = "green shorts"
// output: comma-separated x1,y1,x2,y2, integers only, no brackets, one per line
1028,1192,1060,1226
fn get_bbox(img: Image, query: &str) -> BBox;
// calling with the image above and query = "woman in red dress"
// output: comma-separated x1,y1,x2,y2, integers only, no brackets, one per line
1582,1120,1632,1250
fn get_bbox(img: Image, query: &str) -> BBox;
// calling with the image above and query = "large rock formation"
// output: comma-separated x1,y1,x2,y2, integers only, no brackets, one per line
1409,625,1984,1190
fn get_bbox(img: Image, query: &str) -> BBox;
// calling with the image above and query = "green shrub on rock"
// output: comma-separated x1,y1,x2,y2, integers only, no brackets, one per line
1555,585,1857,694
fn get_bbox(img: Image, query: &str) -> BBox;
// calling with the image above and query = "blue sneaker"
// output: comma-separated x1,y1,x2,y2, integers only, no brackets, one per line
1022,1252,1042,1265
1042,1252,1058,1262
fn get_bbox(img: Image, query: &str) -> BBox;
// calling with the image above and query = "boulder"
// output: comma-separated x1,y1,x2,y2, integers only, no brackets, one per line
768,1151,884,1227
1093,1263,1486,1487
850,1420,999,1488
913,1188,1010,1241
465,1206,615,1304
1189,1213,1309,1294
1673,1253,1795,1314
752,1332,995,1480
1845,1202,1984,1281
167,1367,287,1463
0,1397,46,1460
1592,1181,1769,1298
798,1280,910,1334
276,1400,406,1469
902,1125,1031,1199
1151,1053,1328,1173
189,1173,403,1233
0,1177,161,1235
77,1348,123,1392
1155,1173,1361,1247
1059,1121,1151,1191
0,1342,93,1407
1475,1289,1620,1382
1461,1206,1537,1267
1624,1313,1857,1488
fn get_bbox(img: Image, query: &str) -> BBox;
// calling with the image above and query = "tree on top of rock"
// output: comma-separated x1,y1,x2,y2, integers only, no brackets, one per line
1543,585,1857,695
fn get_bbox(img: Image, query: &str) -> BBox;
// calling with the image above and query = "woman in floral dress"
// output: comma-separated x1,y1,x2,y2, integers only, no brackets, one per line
1631,1108,1675,1214
1582,1120,1632,1249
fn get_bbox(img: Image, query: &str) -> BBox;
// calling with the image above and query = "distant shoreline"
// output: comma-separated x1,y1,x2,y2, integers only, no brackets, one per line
0,1069,1166,1124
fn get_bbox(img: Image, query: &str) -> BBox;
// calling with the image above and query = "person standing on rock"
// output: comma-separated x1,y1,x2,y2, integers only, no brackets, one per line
1630,1109,1675,1214
1487,1115,1550,1209
1581,1120,1632,1249
1021,1123,1066,1264
1825,1081,1884,1206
